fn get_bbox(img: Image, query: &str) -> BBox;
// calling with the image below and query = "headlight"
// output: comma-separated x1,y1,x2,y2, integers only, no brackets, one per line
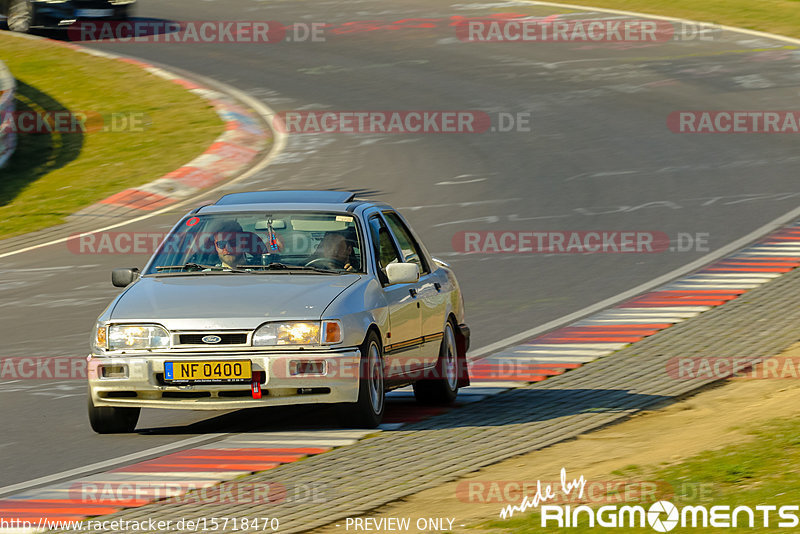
253,320,342,346
94,325,107,350
108,325,170,350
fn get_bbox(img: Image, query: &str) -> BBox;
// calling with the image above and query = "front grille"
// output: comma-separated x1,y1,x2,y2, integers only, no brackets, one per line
162,391,211,399
178,333,248,345
103,391,137,398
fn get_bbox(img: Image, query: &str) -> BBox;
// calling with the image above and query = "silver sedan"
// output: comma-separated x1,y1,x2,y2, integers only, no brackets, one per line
88,190,470,432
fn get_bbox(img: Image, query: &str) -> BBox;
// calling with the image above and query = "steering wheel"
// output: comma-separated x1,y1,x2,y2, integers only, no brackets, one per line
305,257,343,269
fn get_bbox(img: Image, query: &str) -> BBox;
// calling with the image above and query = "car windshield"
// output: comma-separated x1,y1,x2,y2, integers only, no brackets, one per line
144,211,364,275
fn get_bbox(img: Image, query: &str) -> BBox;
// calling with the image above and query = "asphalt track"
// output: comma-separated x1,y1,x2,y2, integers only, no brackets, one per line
2,0,800,492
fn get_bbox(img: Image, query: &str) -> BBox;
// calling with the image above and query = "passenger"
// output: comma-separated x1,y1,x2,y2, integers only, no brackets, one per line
313,231,357,271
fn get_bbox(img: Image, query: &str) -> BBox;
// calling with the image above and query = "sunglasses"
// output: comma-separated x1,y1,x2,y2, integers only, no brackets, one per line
215,240,237,249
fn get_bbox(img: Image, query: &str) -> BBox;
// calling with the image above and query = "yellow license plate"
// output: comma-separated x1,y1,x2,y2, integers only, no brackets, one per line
164,360,252,383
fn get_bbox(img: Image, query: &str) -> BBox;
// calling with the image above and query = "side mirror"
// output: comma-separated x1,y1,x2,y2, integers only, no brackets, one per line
112,267,140,288
386,262,420,285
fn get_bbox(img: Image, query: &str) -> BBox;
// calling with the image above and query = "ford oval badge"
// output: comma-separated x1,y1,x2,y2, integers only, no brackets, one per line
202,335,222,344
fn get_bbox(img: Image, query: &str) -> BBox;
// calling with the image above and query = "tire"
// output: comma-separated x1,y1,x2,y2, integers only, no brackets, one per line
338,331,385,428
117,4,131,21
88,389,140,434
7,0,33,33
413,321,459,405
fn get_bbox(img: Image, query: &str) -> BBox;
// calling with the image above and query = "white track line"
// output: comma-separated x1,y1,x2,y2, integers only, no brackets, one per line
0,72,286,260
467,5,800,359
4,0,800,508
469,217,800,360
527,1,800,46
0,433,226,498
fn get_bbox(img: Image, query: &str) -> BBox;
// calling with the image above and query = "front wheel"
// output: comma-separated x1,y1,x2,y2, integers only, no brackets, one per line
88,389,140,434
7,0,34,33
413,321,459,405
117,4,132,20
338,331,385,428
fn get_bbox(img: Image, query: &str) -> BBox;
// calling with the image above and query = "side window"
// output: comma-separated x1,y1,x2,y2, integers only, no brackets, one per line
368,215,402,284
383,212,429,274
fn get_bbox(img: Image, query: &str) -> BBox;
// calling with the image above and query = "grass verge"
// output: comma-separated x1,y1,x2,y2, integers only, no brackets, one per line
550,0,800,40
0,34,224,239
479,416,800,533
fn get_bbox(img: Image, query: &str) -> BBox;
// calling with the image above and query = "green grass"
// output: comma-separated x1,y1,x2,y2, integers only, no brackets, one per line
555,0,800,40
0,34,224,238
478,417,800,533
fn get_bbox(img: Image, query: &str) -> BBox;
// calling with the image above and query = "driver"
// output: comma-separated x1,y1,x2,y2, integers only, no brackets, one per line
313,231,357,271
208,220,247,269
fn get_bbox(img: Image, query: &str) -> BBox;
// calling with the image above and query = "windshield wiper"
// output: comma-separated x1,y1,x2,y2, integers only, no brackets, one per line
154,263,247,273
250,262,340,274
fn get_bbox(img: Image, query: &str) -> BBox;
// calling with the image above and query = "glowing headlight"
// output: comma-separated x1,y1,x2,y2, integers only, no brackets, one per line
94,325,107,350
253,320,342,346
108,325,170,350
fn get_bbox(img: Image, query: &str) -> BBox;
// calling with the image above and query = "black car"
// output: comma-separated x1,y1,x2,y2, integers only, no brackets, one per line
1,0,134,32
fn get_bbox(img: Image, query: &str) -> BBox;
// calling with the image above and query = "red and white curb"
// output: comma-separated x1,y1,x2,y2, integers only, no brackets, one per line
0,393,508,531
469,222,800,382
6,35,270,213
0,430,370,530
79,56,270,212
2,224,799,531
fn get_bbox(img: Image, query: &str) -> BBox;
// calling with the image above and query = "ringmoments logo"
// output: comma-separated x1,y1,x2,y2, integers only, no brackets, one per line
539,502,800,530
502,469,799,531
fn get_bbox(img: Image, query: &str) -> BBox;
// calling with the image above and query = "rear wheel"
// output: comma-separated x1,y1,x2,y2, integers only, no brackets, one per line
88,389,140,434
7,0,33,32
338,331,385,428
413,321,459,405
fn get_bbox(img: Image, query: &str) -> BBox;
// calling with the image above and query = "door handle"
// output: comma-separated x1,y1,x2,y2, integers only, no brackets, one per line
409,288,417,298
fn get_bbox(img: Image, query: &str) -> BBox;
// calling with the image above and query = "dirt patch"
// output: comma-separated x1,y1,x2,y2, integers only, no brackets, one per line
313,342,800,533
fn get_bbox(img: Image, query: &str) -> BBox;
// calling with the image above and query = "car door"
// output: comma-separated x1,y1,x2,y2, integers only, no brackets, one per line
367,213,423,378
382,211,448,369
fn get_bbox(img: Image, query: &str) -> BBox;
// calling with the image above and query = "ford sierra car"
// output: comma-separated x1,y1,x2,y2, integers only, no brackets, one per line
88,190,470,432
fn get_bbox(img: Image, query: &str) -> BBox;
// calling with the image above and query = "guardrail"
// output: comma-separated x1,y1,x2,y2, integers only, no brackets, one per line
0,59,17,168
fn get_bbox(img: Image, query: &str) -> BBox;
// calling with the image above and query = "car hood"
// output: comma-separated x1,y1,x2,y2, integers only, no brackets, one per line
109,274,361,329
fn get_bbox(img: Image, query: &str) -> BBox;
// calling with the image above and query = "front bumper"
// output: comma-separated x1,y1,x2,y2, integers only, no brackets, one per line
87,349,361,410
